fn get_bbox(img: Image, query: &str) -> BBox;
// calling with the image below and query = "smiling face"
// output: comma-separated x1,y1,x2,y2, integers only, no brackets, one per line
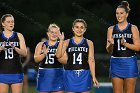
72,22,86,37
2,16,15,31
47,26,60,41
116,7,128,23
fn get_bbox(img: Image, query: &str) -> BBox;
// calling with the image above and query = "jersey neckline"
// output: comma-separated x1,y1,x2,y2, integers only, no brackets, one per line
72,37,84,46
116,23,130,32
2,31,15,40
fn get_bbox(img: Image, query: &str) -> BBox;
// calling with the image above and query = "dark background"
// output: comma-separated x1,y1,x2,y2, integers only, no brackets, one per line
0,0,140,77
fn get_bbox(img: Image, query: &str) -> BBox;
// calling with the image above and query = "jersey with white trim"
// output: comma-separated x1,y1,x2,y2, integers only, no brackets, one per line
112,23,136,57
64,38,89,70
39,41,63,68
0,31,22,74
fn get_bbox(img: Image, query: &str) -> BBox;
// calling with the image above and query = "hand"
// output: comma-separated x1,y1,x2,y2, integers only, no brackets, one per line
0,42,5,51
121,36,126,45
93,77,99,88
107,39,114,45
42,44,49,55
8,41,15,49
58,32,64,41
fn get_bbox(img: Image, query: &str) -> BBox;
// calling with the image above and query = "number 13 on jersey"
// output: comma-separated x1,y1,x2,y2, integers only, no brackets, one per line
117,39,126,51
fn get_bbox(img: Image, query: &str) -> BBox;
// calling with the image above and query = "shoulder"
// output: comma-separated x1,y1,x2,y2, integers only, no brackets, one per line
16,32,22,36
15,32,26,41
64,39,70,45
36,42,44,47
108,25,114,32
16,32,24,38
107,25,115,36
86,39,93,47
131,24,139,31
130,24,139,34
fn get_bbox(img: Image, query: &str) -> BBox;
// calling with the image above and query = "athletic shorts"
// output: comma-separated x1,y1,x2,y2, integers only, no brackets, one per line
110,56,139,78
64,69,92,92
0,73,24,84
36,68,64,92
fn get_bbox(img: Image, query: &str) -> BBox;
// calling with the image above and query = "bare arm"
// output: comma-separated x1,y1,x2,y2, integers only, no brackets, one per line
121,25,140,51
0,43,5,53
56,32,68,59
56,40,64,58
22,47,31,67
56,40,68,59
56,32,68,64
34,42,48,63
13,33,27,57
87,40,99,88
106,26,114,54
57,51,67,64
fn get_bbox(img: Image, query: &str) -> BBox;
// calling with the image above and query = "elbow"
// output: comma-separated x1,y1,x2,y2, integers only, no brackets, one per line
22,52,27,57
134,46,140,51
21,50,27,57
106,49,109,53
135,48,140,52
34,59,39,63
106,47,113,54
135,49,139,52
106,48,111,54
34,56,39,63
56,54,62,59
107,50,112,54
106,47,109,53
58,59,67,64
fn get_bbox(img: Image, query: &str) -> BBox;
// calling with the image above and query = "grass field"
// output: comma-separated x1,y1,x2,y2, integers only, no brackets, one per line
28,86,38,93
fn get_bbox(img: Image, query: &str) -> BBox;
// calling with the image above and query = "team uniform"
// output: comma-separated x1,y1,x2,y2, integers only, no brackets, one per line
36,41,64,92
110,23,139,78
0,31,24,84
64,37,92,92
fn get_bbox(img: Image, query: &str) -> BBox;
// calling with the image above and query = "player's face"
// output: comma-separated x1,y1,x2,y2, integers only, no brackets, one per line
116,8,128,23
47,27,60,41
72,22,86,37
2,16,14,31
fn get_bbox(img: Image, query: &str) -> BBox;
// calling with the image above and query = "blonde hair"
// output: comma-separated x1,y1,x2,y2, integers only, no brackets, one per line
48,23,60,32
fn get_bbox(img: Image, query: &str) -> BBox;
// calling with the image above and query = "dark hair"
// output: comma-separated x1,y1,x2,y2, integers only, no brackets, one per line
72,19,87,28
0,14,14,31
117,1,131,13
1,14,13,23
